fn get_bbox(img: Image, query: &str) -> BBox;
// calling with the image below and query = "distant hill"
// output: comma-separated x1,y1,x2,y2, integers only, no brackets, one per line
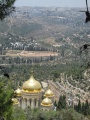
0,7,90,40
0,7,90,63
0,7,90,104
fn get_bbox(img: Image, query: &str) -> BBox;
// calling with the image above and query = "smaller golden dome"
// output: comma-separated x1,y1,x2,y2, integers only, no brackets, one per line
41,97,53,106
12,98,19,105
44,89,54,97
14,88,22,96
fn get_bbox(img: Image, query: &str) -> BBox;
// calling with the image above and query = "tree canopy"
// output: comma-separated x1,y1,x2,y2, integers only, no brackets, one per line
0,78,13,120
0,0,16,20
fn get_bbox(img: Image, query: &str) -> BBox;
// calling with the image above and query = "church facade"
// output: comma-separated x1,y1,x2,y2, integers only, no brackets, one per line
14,72,55,111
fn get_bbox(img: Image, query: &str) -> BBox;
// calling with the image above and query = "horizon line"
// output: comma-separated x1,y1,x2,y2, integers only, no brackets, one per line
15,6,86,8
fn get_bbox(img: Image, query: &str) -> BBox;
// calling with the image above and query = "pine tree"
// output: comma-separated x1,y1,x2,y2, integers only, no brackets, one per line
0,0,16,20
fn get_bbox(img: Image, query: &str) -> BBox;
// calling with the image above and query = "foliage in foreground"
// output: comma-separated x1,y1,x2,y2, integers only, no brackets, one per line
12,107,26,120
0,77,89,120
0,78,13,120
12,108,88,120
0,0,16,20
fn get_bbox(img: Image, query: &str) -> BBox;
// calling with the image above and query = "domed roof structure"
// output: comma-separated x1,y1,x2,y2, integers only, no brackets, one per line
14,88,22,96
41,97,53,106
44,89,54,97
22,74,42,93
12,98,19,105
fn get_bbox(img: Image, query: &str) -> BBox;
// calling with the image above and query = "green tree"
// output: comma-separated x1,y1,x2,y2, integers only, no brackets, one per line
12,107,26,120
81,103,85,115
57,95,66,110
82,100,90,116
0,0,16,20
53,72,60,78
75,99,90,116
77,99,82,113
74,99,82,113
54,100,57,107
0,78,13,120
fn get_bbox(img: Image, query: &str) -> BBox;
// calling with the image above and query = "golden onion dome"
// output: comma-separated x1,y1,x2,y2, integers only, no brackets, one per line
22,75,42,93
44,89,54,97
14,88,22,96
41,97,53,106
12,98,19,105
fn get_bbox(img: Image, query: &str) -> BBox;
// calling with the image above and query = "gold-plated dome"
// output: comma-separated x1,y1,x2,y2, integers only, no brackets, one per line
22,75,42,93
14,88,22,96
12,98,19,105
41,97,53,106
44,89,54,97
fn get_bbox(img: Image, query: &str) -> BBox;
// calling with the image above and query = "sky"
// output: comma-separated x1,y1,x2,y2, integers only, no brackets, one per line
15,0,90,8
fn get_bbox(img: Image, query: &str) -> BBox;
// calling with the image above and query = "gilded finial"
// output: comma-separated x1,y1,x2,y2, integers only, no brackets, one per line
48,84,50,89
30,68,34,76
17,82,19,87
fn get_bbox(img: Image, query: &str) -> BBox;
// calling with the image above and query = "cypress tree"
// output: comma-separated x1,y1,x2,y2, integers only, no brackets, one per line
84,100,89,115
54,100,57,107
57,95,66,110
81,102,85,115
77,99,82,113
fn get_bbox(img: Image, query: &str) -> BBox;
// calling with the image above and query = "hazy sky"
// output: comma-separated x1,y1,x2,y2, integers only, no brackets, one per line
15,0,90,8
